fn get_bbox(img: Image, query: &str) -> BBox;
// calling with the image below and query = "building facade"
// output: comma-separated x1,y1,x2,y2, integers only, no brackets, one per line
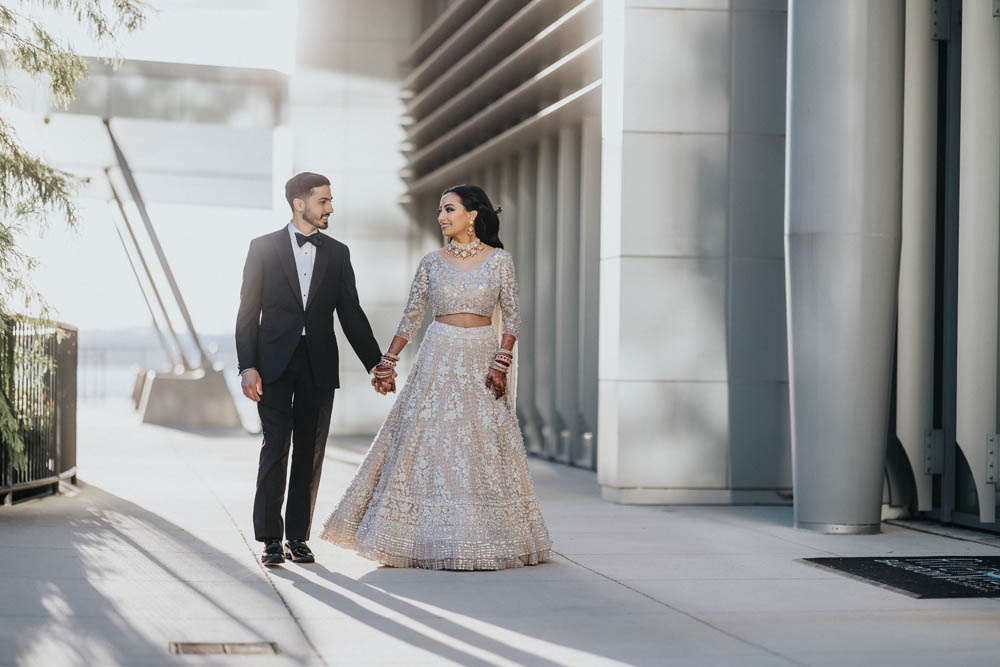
401,0,792,506
401,0,1000,534
29,0,996,533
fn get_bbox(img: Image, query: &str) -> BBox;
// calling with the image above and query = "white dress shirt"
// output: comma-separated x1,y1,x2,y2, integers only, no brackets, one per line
288,222,317,335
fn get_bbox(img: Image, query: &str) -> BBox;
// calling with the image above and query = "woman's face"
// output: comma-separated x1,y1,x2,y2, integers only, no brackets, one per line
438,192,475,241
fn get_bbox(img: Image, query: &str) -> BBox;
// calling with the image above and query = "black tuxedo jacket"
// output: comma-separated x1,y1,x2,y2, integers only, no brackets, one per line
235,227,381,389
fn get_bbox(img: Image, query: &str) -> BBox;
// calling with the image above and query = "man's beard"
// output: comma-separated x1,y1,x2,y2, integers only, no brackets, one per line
304,209,329,230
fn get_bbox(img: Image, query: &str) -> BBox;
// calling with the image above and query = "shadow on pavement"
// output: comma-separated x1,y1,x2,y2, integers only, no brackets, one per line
271,563,568,667
0,481,314,666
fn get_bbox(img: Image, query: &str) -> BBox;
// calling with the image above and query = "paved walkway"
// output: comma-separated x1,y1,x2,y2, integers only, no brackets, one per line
1,400,999,666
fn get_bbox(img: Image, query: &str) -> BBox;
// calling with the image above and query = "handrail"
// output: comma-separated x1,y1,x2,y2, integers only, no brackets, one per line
2,467,77,495
0,320,78,504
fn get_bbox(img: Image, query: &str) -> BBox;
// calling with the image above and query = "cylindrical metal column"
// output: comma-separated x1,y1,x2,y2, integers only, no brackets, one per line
785,0,905,533
534,135,559,457
555,125,582,464
896,0,939,512
955,5,1000,524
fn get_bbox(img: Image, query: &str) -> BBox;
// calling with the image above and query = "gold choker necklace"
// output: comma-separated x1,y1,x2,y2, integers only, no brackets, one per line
446,238,483,259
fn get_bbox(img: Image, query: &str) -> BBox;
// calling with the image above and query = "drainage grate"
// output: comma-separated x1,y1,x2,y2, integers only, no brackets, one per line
801,556,1000,598
169,642,280,655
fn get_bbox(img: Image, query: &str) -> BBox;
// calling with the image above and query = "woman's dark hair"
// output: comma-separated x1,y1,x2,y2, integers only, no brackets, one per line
442,184,504,249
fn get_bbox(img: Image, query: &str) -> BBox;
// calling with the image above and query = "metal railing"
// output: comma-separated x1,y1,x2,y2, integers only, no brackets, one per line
0,319,77,504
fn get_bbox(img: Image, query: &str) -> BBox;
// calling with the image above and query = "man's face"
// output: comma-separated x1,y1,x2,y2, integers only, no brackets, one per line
300,185,333,230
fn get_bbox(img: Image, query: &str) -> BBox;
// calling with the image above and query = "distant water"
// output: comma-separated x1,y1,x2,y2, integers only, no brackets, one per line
78,360,258,431
79,362,142,399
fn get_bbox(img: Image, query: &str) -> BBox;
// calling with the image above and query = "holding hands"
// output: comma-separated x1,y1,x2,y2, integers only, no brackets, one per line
372,372,397,395
371,343,512,400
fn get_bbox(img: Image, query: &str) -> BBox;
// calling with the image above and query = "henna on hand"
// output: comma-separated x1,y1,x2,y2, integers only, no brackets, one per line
485,369,506,400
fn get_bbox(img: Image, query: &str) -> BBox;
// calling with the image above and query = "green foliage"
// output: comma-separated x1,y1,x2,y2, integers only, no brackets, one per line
0,0,146,471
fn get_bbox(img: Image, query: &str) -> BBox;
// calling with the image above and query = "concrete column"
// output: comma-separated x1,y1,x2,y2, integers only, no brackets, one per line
472,167,487,189
896,0,939,512
785,0,905,532
516,147,542,453
599,0,742,503
599,1,789,502
500,155,519,266
555,125,582,464
534,135,559,457
485,162,502,212
577,114,601,469
955,5,1000,524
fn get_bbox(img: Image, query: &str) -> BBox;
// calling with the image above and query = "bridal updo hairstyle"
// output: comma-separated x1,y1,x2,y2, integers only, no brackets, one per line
442,184,504,249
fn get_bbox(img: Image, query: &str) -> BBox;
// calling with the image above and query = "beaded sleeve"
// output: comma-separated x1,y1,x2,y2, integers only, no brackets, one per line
497,251,520,338
394,255,431,341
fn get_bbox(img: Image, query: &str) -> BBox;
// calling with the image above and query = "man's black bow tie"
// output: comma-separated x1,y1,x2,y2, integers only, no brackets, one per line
295,232,322,248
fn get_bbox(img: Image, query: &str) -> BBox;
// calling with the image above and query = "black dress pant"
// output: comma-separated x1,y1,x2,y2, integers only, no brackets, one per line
253,337,335,542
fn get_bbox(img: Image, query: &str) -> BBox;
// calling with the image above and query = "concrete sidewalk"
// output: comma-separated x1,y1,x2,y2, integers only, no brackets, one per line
1,400,999,667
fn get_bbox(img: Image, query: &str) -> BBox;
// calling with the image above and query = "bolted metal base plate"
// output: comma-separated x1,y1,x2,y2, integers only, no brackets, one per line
795,520,881,535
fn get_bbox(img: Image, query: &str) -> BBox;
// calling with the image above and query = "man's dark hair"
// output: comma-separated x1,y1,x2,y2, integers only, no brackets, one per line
285,172,330,211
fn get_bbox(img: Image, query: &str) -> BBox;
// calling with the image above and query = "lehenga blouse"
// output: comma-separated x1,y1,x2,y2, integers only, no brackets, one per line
394,248,521,341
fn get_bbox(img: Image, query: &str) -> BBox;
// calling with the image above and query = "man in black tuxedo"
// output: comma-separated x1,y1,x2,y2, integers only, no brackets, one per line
236,172,389,566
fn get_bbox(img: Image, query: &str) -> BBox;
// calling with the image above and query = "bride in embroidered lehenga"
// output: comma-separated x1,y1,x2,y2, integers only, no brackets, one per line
319,185,552,570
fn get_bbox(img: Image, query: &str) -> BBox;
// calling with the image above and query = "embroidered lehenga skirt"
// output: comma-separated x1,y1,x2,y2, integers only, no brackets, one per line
320,321,552,570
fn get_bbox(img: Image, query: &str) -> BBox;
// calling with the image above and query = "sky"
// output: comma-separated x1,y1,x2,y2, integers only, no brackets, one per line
18,200,277,335
22,0,296,72
8,1,295,334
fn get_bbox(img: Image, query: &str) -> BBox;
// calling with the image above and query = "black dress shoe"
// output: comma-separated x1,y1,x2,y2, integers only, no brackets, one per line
285,539,315,563
261,539,285,566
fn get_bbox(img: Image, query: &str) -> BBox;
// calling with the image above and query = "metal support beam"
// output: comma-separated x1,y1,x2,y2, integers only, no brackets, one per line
111,223,177,370
106,170,192,371
931,0,951,40
954,7,1000,524
897,0,940,512
105,119,209,368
